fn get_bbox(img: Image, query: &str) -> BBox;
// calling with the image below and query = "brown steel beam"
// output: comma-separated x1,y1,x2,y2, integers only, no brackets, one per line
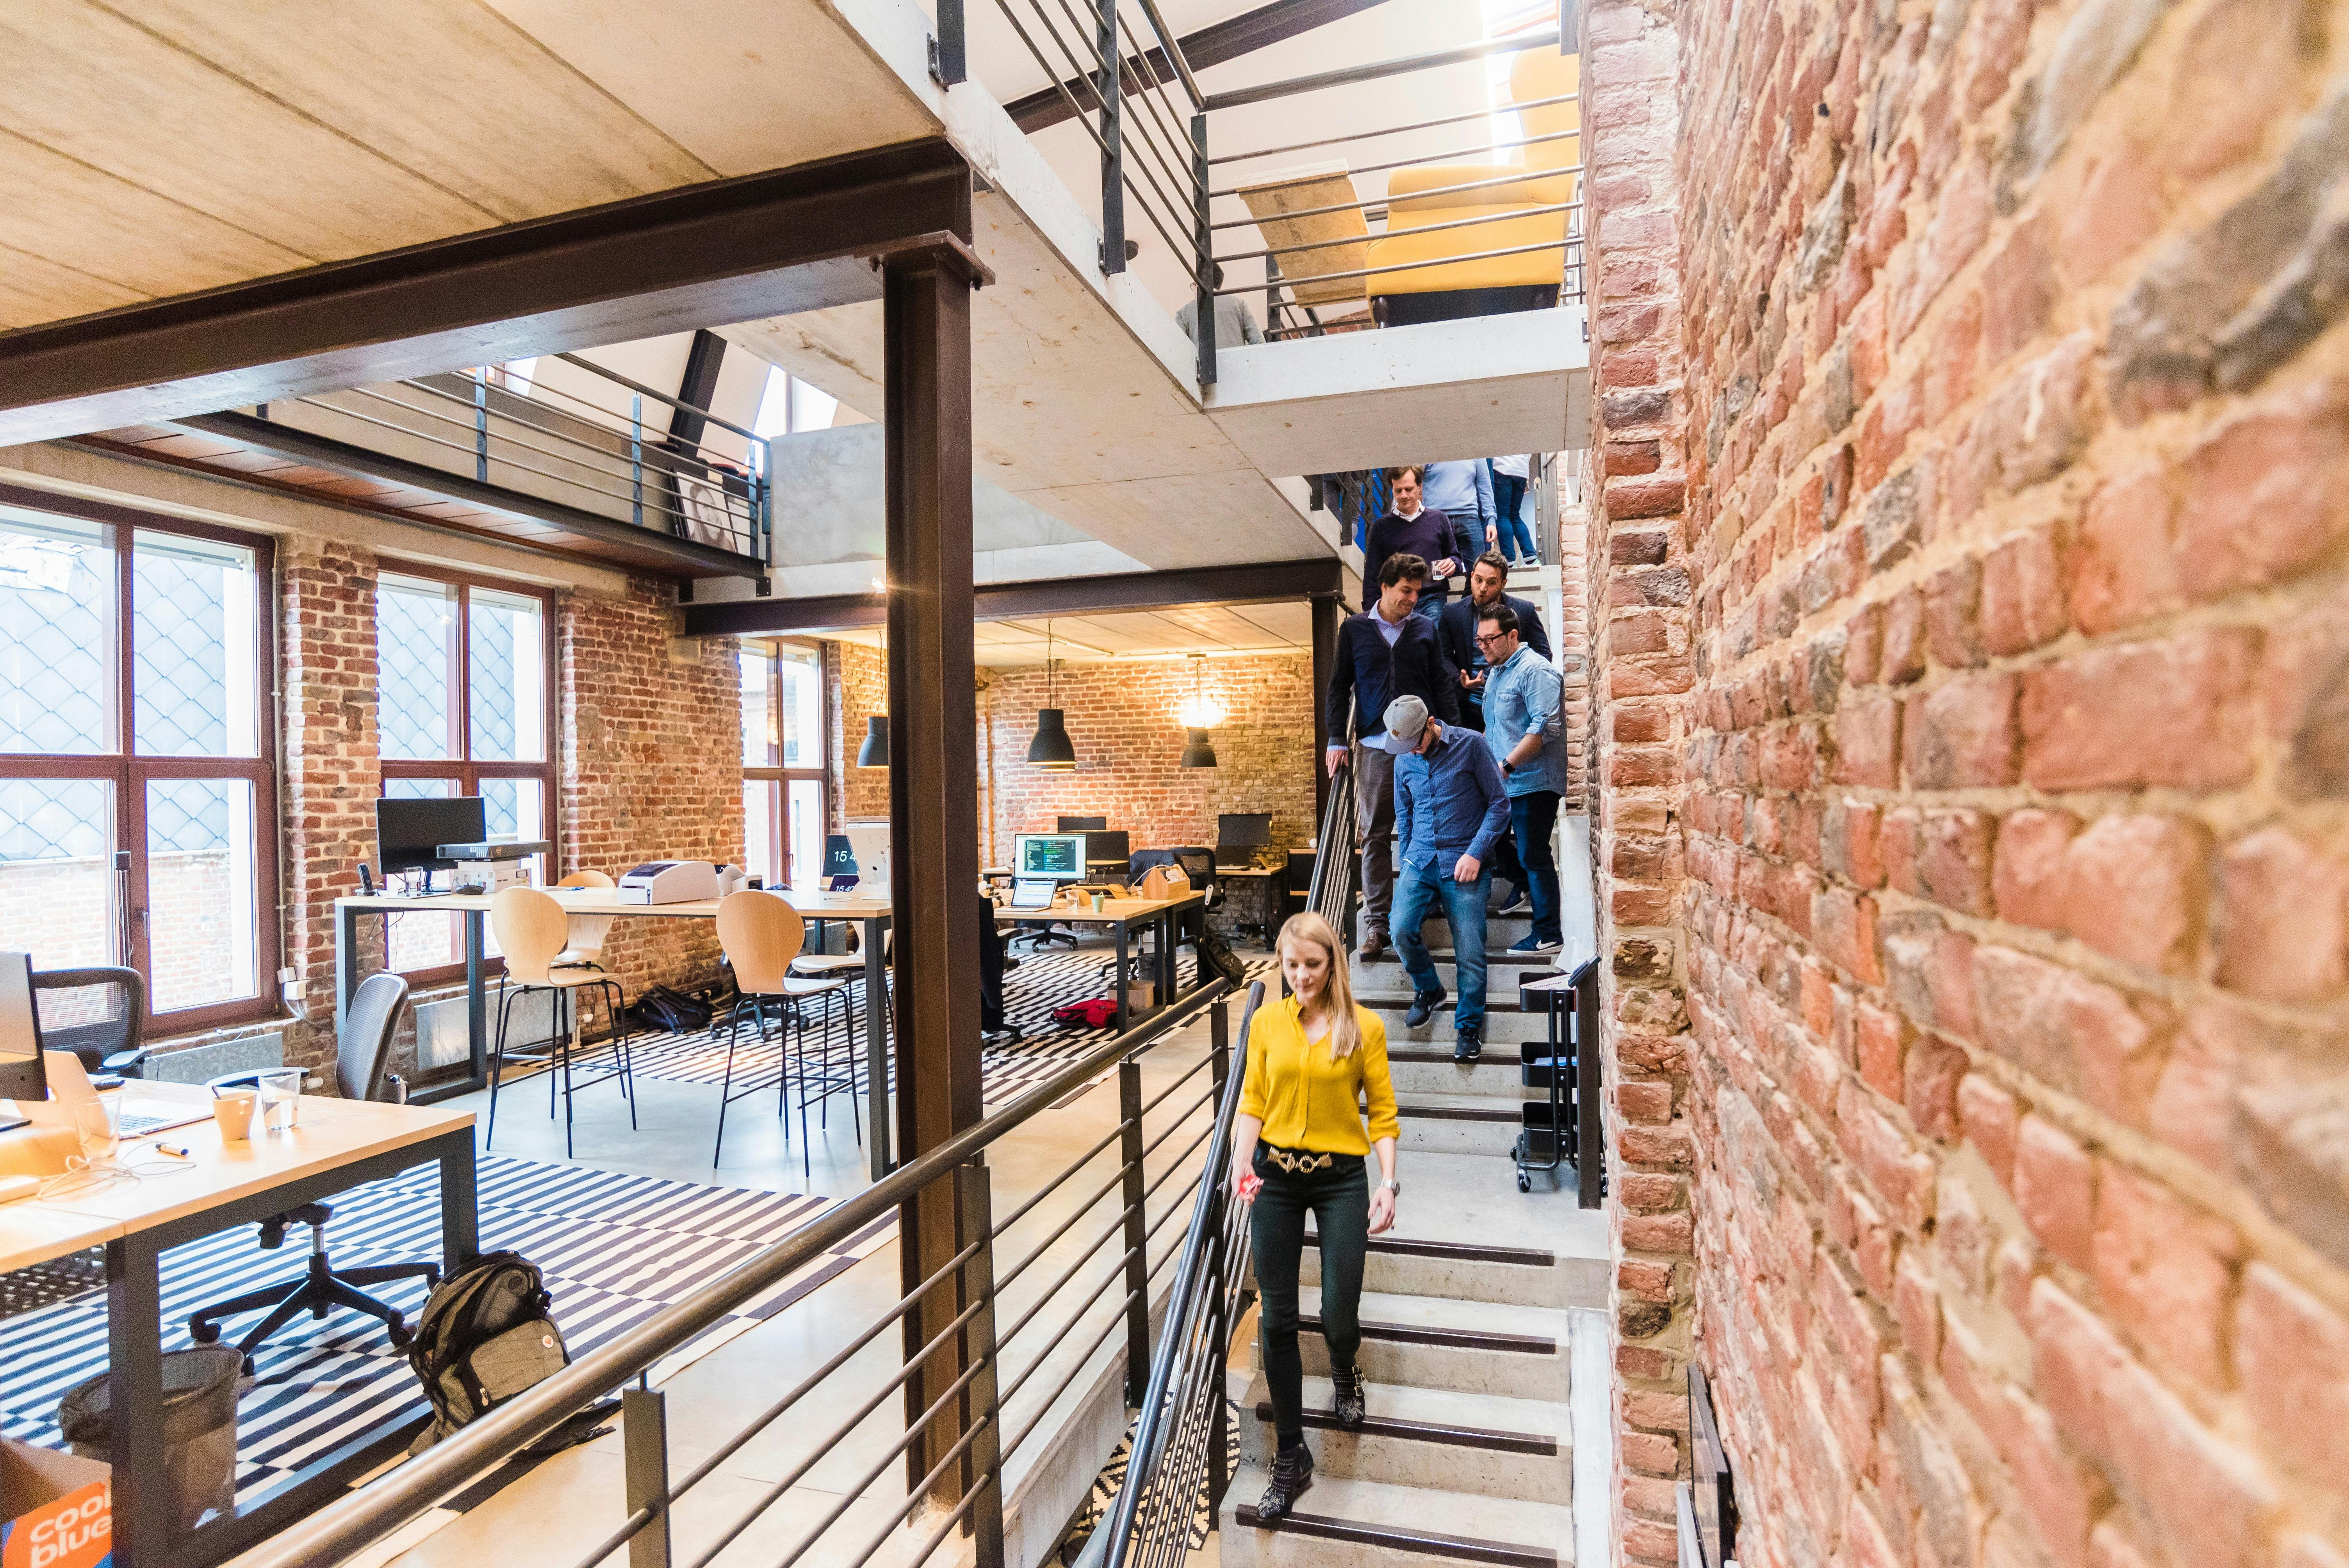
1005,0,1395,131
681,555,1347,636
1311,589,1342,830
883,246,987,1506
0,139,980,445
168,410,766,580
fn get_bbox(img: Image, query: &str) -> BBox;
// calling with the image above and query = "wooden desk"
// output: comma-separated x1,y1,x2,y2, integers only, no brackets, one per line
336,888,898,1178
4,1081,476,1568
993,889,1208,1033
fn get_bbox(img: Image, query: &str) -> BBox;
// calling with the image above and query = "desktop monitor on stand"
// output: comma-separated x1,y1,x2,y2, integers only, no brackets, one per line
0,951,47,1105
377,795,489,892
1216,812,1274,868
1009,832,1087,909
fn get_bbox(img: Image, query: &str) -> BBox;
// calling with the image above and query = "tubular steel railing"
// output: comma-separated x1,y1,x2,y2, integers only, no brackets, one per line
235,979,1242,1568
1306,698,1361,950
1086,978,1264,1568
259,354,773,563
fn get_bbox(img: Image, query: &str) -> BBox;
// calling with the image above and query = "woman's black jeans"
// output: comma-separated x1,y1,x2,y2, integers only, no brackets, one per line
1250,1146,1370,1449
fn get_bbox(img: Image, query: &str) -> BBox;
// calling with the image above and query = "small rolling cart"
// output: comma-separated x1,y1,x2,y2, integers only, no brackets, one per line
1515,957,1604,1201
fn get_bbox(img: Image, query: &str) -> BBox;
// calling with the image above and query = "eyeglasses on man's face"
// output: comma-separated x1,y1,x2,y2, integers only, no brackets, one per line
1475,629,1511,647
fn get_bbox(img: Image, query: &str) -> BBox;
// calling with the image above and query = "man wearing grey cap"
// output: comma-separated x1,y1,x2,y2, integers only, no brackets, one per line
1383,692,1510,1061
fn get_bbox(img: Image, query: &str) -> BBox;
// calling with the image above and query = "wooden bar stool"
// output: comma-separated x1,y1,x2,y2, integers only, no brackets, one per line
488,885,636,1157
715,892,851,1174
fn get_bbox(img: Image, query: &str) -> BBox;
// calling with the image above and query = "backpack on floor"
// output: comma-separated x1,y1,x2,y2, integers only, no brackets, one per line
1051,998,1121,1029
405,1251,610,1454
1196,930,1249,989
630,984,713,1035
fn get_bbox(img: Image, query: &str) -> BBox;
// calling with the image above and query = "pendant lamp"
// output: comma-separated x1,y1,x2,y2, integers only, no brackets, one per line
856,714,889,768
1027,621,1077,769
1178,654,1221,768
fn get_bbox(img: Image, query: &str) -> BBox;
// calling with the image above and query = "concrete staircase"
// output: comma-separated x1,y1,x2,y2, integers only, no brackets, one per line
1220,886,1597,1568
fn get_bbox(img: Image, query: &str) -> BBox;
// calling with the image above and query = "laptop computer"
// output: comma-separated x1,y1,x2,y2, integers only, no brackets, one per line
1010,878,1059,910
43,1050,211,1137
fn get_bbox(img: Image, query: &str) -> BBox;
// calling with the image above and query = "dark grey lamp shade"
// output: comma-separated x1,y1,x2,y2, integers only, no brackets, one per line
1027,708,1076,768
1180,727,1217,768
856,715,889,768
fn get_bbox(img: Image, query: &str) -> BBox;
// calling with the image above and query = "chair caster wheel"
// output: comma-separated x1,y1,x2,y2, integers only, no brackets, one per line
388,1320,413,1349
1517,1172,1531,1192
190,1320,221,1344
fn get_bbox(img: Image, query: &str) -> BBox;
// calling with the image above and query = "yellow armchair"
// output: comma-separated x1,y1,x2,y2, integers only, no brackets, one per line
1368,49,1581,298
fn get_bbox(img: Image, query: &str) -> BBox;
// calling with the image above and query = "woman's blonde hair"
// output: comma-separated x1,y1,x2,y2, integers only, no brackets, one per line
1277,911,1363,1062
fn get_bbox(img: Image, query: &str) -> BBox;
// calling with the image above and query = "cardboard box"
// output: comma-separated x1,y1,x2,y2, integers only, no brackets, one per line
1123,981,1158,1011
1,1440,111,1568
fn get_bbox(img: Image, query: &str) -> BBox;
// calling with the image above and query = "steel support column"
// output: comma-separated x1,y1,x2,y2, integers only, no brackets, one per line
1310,591,1342,830
884,244,987,1499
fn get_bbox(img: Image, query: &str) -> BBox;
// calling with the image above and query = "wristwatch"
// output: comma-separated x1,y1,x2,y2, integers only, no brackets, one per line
1501,761,1515,775
1378,1177,1401,1196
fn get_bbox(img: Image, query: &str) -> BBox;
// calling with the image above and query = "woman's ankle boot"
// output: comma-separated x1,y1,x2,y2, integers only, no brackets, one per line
1331,1363,1367,1430
1256,1442,1314,1521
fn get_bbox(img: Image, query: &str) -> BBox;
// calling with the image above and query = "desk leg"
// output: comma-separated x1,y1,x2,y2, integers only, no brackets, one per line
1115,923,1130,1034
465,912,487,1092
107,1233,168,1568
864,916,891,1180
1161,908,1178,1006
335,902,360,1042
440,1129,480,1269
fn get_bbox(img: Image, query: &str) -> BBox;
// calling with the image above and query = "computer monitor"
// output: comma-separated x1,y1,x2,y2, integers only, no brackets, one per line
378,795,489,874
845,823,891,887
1217,813,1273,848
0,951,46,1103
1012,833,1088,882
1083,830,1130,866
1057,816,1107,832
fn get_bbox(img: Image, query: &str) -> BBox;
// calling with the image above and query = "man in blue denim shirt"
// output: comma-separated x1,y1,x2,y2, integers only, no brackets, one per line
1478,602,1568,957
1383,693,1510,1060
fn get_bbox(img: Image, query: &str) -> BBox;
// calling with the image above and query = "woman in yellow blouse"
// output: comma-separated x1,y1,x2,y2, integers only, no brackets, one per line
1233,910,1400,1521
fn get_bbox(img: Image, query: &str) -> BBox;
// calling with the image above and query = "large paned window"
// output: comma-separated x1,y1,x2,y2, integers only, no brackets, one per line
0,496,276,1028
741,641,826,891
378,571,552,976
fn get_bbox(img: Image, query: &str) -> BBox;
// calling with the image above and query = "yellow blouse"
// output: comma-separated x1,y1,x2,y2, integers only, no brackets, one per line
1238,996,1401,1155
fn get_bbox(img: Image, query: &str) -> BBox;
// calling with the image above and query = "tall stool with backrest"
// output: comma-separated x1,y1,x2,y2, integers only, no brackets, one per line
28,966,150,1078
714,891,852,1173
188,972,442,1370
554,869,619,968
488,885,635,1157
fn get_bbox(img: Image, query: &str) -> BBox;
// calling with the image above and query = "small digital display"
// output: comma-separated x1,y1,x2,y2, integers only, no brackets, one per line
1013,833,1087,881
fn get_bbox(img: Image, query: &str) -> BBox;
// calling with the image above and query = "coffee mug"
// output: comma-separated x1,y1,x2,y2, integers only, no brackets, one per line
212,1088,256,1142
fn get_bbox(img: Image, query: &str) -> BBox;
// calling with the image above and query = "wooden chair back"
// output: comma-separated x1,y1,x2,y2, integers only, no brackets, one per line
718,891,806,996
492,887,572,985
556,870,617,955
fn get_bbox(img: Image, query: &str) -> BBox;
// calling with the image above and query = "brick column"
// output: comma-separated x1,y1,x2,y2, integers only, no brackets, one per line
279,540,380,1073
1580,3,1697,1564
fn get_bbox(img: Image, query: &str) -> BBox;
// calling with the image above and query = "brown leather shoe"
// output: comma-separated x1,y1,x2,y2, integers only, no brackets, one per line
1359,930,1388,960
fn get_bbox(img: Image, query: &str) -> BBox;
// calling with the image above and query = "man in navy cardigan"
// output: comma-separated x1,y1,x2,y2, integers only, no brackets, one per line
1324,554,1460,957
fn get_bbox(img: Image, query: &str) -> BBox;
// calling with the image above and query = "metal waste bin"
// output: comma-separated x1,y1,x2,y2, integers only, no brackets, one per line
58,1345,243,1532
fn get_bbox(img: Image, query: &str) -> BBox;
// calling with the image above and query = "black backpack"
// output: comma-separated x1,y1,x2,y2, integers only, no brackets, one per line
629,984,714,1035
405,1251,610,1454
1197,929,1249,989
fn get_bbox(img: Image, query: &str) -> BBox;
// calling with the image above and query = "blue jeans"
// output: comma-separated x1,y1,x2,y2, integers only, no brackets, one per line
1510,788,1562,944
1491,472,1535,560
1392,857,1490,1033
1412,589,1447,621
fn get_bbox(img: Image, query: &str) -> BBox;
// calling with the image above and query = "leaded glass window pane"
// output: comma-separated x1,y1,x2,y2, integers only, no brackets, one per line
134,530,257,757
0,510,114,754
380,576,458,760
0,778,116,973
146,777,257,1010
468,587,544,762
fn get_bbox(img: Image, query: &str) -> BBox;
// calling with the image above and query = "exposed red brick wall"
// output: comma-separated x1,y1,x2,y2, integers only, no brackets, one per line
831,638,891,823
1589,0,2349,1562
975,656,1317,871
1580,3,1699,1561
560,581,742,998
1558,498,1596,808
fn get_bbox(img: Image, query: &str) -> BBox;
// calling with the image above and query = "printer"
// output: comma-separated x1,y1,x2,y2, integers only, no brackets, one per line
439,837,551,896
617,861,721,904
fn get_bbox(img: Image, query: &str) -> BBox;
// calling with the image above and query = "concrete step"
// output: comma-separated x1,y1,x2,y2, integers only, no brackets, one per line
1297,1152,1608,1308
1221,1470,1572,1568
1395,1093,1531,1157
1385,1048,1538,1098
1260,1285,1572,1399
1370,913,1536,946
1352,953,1567,998
1237,1372,1572,1502
1366,1006,1549,1046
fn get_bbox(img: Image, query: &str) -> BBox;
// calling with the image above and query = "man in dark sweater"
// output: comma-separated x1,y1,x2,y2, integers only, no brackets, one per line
1324,554,1460,957
1362,465,1473,621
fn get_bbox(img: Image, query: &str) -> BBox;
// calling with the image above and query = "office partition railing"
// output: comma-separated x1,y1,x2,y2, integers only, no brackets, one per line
237,979,1255,1568
257,353,773,563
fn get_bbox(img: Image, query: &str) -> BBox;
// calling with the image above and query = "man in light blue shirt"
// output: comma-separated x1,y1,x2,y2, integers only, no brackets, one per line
1384,692,1510,1061
1419,461,1494,593
1477,602,1567,956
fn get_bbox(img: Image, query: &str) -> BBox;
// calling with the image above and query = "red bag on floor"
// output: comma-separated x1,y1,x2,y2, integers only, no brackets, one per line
1050,998,1121,1028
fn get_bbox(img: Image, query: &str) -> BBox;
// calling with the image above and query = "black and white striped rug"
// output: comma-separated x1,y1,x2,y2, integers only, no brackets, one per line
620,948,1274,1108
0,1158,885,1503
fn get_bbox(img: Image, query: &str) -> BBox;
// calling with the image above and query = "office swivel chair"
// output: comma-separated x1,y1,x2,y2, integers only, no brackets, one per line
29,966,150,1078
189,972,442,1371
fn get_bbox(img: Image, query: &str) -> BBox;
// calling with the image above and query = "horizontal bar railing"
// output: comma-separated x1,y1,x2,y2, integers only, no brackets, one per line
1206,91,1580,166
1207,124,1582,196
236,977,1238,1568
1199,27,1559,111
1215,200,1581,266
1214,233,1584,298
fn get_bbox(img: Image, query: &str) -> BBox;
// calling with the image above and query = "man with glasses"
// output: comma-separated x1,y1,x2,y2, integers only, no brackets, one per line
1477,603,1567,958
1437,553,1550,911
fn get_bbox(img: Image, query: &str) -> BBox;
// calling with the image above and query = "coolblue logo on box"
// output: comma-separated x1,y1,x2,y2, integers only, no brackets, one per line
2,1479,112,1568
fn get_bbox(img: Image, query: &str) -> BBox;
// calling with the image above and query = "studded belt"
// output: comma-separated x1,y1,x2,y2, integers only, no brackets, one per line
1260,1146,1336,1175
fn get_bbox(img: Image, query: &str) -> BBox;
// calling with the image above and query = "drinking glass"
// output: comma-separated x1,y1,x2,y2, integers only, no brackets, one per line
257,1069,304,1133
